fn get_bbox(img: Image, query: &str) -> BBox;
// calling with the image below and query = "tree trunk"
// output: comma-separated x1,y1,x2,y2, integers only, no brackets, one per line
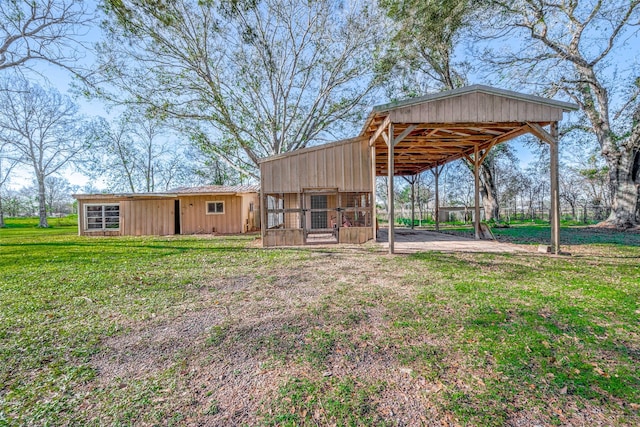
479,163,499,221
0,195,5,228
602,146,640,228
37,174,48,227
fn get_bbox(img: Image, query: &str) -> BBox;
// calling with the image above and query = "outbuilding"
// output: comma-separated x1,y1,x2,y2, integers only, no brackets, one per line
260,85,578,253
74,185,259,237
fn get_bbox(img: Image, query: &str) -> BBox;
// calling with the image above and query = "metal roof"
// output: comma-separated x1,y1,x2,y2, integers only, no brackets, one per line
73,185,259,200
360,84,578,136
168,185,260,194
373,84,577,112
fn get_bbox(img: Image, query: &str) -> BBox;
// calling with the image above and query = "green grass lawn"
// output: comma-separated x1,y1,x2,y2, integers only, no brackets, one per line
1,218,639,425
442,221,640,247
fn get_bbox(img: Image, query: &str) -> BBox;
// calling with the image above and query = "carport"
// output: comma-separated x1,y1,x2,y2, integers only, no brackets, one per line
361,85,577,254
259,85,577,251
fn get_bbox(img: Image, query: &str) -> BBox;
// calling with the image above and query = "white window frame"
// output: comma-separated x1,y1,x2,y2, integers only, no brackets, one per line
84,203,120,231
206,200,225,215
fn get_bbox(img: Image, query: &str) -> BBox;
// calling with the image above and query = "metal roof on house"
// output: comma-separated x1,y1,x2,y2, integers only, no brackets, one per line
168,185,260,194
73,185,259,200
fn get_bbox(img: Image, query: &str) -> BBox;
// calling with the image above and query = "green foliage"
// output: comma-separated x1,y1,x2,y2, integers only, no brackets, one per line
379,0,474,91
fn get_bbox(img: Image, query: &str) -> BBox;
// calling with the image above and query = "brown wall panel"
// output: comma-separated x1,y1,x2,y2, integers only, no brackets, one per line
179,195,245,234
338,227,373,244
121,199,174,236
263,229,304,246
261,137,372,194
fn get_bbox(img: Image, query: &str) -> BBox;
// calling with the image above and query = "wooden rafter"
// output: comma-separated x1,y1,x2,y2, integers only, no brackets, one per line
393,124,418,146
369,115,390,146
526,122,555,144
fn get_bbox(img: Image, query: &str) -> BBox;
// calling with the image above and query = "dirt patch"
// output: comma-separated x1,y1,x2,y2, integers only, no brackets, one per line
92,308,225,382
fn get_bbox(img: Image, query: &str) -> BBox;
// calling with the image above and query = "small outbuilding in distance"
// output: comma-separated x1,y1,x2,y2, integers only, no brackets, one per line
74,185,259,237
259,85,578,253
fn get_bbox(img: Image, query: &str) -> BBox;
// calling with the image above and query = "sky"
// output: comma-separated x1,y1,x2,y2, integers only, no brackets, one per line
4,0,637,193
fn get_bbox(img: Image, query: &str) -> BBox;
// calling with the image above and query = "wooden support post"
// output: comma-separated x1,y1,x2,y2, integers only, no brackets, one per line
411,175,415,230
388,122,395,254
371,144,377,239
260,191,267,243
299,192,304,229
474,144,480,240
550,122,560,254
434,165,440,232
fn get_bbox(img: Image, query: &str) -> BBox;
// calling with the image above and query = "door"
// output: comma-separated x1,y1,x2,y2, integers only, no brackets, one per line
174,200,181,234
310,195,328,229
303,190,339,244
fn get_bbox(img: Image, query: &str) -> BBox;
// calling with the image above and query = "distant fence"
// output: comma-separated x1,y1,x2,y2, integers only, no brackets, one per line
378,205,614,225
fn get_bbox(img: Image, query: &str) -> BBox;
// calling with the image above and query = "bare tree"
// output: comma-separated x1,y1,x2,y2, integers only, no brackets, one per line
447,161,476,222
0,145,19,227
480,0,640,228
44,175,75,215
88,0,387,178
91,116,137,192
0,0,93,73
87,111,193,193
0,77,89,227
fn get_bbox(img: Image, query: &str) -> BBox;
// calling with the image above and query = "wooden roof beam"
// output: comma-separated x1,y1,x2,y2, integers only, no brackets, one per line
369,115,390,146
393,124,418,147
526,122,555,144
468,127,502,135
439,128,473,137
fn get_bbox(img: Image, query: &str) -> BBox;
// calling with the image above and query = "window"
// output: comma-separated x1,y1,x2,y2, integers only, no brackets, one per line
85,204,120,230
206,201,225,215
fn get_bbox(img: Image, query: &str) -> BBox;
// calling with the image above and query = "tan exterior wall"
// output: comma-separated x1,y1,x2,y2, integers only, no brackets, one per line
260,137,371,193
78,193,259,237
389,92,564,124
122,199,175,236
77,198,175,236
179,195,243,234
263,227,372,246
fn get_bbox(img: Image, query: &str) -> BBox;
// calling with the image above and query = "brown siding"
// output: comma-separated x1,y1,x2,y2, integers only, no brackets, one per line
263,229,305,246
78,198,174,236
179,195,243,234
261,137,372,193
120,199,175,236
390,93,564,124
78,193,259,237
338,227,373,244
263,227,372,246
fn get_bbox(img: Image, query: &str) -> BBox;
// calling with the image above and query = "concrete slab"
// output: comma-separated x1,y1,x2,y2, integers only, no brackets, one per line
376,228,527,254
